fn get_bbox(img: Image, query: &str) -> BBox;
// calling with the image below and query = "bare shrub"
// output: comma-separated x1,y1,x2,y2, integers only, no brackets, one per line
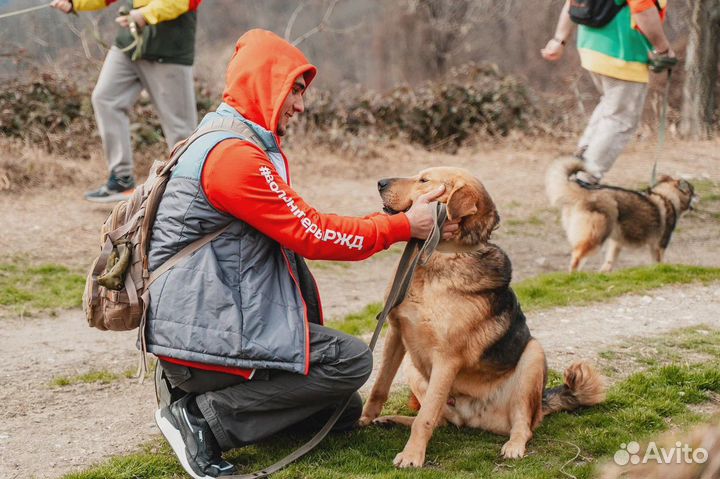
0,137,100,192
291,62,537,153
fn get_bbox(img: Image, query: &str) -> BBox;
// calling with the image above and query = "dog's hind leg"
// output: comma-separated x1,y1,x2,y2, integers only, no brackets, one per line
569,241,596,272
650,244,664,263
567,210,609,272
599,239,621,272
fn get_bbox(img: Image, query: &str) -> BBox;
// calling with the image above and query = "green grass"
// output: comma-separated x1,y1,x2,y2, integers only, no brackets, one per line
693,179,720,203
334,302,384,336
50,368,139,387
0,263,84,316
51,359,157,388
514,263,720,311
691,179,720,221
331,263,720,335
65,327,720,479
504,215,544,227
599,326,720,377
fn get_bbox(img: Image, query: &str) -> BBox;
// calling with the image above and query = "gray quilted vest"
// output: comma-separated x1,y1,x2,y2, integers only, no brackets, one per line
145,103,320,375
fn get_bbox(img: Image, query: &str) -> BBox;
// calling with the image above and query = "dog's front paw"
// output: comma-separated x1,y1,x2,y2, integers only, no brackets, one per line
358,415,375,427
359,401,383,427
371,416,397,428
500,439,526,459
393,448,425,468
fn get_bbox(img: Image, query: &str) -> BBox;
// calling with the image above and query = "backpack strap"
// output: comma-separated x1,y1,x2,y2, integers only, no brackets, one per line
161,117,264,176
146,223,232,289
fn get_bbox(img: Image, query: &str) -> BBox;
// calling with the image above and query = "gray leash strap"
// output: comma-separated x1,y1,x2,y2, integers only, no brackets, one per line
0,3,50,20
226,202,447,478
370,202,447,350
658,68,672,153
651,68,672,186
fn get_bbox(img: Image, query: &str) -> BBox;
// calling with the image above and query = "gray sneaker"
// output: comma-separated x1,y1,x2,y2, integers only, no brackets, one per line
84,174,135,203
571,170,601,187
155,396,236,478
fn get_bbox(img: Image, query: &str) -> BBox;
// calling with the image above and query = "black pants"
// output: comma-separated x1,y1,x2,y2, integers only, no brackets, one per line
159,323,373,451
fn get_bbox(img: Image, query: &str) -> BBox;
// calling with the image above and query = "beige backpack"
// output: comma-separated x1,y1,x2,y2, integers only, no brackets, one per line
83,119,260,337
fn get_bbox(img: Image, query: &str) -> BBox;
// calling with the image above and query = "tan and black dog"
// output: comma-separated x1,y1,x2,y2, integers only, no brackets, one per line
359,166,606,468
546,159,697,272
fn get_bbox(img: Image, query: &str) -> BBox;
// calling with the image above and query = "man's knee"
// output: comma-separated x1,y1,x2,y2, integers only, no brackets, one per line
335,334,373,390
91,82,122,112
91,85,108,110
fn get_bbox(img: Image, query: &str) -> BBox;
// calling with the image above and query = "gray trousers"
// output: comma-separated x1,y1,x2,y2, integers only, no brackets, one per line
91,47,197,178
159,323,373,451
578,72,648,179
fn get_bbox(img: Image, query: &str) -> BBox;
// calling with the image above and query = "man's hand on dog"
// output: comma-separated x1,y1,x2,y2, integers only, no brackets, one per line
405,185,460,240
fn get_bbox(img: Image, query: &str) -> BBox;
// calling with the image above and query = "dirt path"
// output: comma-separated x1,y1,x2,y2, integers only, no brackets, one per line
2,137,719,320
1,138,719,478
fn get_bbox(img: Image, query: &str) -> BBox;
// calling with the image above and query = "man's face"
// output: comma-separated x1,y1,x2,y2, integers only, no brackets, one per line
277,76,306,136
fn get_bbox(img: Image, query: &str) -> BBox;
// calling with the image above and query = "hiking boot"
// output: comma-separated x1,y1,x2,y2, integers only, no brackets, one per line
84,174,135,203
155,395,236,479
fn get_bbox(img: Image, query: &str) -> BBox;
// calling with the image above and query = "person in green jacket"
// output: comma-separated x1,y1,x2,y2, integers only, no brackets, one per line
541,0,676,185
51,0,201,202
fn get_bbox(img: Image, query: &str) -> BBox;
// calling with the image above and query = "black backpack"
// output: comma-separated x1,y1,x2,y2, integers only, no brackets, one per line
568,0,626,28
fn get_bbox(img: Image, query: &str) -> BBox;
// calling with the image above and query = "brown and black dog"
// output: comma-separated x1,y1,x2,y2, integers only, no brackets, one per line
359,167,606,468
546,159,697,272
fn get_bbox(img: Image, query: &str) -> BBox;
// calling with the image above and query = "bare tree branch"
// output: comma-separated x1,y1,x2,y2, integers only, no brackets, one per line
62,17,93,60
284,1,307,41
292,0,339,47
87,15,111,53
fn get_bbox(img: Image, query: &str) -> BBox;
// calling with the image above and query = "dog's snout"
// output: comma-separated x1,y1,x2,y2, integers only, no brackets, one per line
378,178,392,192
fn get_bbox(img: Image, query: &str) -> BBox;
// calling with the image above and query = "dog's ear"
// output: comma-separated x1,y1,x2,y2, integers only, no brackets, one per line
657,174,674,184
475,207,500,243
446,184,478,221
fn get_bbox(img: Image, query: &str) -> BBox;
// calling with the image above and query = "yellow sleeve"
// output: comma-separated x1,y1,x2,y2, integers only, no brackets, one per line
72,0,113,11
136,0,190,25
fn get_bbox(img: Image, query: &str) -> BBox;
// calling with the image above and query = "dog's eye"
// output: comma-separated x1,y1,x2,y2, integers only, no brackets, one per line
419,178,429,183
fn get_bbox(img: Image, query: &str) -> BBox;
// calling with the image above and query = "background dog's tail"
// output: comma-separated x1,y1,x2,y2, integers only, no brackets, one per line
545,158,586,207
542,362,606,416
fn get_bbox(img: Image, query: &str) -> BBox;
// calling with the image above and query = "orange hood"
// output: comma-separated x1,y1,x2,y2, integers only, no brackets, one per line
223,29,317,134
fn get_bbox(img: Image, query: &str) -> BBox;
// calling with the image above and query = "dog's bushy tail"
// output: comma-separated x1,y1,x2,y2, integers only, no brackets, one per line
545,158,587,207
542,362,606,416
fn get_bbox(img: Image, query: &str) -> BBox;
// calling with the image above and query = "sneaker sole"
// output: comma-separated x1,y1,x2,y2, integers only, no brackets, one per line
155,408,212,479
84,190,135,204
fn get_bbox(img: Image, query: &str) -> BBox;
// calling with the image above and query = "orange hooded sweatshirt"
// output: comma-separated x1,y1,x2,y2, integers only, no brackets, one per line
201,30,411,261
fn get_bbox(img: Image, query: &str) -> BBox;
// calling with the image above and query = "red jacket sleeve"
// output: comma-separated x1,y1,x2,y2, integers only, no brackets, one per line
201,139,411,261
627,0,657,14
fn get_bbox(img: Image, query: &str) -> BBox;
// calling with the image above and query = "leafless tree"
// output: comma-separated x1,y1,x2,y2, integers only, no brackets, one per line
680,0,720,139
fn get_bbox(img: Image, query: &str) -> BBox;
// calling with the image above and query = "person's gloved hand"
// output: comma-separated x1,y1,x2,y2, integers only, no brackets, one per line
648,49,678,73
